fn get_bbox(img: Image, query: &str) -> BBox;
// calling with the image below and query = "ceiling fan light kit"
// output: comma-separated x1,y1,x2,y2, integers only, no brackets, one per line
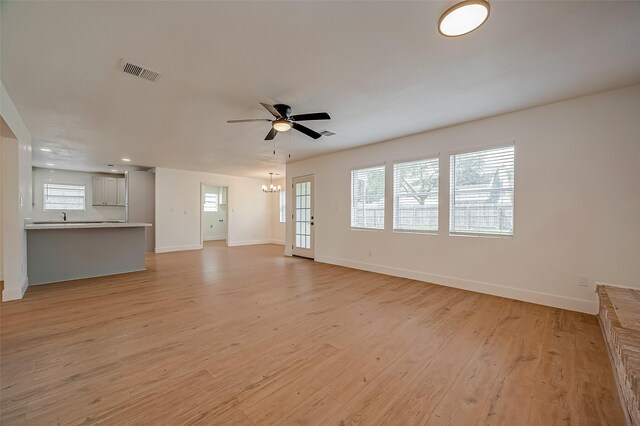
438,0,490,37
273,119,292,132
227,103,331,140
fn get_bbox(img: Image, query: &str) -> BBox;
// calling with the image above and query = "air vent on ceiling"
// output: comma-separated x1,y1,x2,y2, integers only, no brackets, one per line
120,59,161,82
319,129,335,137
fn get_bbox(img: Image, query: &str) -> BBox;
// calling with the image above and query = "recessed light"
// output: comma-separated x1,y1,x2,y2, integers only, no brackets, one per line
40,148,52,152
438,0,490,37
111,169,119,173
122,158,131,162
46,163,54,166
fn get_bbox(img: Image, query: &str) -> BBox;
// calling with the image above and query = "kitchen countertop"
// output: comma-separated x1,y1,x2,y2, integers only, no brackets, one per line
25,222,153,230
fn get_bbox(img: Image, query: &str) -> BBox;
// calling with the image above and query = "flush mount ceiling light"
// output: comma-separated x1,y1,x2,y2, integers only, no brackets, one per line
262,172,282,193
272,118,292,132
438,0,490,37
122,158,131,162
40,148,52,152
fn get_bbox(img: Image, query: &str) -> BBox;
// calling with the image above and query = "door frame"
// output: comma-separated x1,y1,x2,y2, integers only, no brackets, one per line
200,182,229,248
291,174,315,259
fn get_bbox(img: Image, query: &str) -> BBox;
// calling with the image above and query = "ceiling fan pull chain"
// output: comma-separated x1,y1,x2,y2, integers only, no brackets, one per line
288,131,291,158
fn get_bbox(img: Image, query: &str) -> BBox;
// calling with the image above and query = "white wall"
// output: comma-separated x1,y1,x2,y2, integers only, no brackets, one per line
31,168,126,222
0,127,3,282
286,84,640,314
128,170,155,252
155,168,273,252
1,80,33,301
202,185,228,241
270,178,286,245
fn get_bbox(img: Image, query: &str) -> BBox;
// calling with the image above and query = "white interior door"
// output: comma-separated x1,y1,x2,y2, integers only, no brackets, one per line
292,175,314,259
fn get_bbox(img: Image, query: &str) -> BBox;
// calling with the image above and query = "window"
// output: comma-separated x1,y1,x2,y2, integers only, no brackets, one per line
393,158,439,232
43,183,85,210
203,192,219,212
279,191,286,223
450,145,515,236
351,165,385,230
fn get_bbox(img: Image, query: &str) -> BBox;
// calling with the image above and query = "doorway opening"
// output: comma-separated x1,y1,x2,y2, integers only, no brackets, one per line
201,184,228,248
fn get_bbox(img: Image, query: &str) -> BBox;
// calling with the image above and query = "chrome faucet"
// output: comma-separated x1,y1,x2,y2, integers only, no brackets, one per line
61,212,67,222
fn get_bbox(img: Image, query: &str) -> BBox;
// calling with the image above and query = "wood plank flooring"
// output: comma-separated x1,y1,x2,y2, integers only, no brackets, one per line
0,244,625,425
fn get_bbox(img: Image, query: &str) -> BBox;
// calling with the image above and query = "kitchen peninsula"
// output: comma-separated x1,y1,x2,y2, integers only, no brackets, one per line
25,222,152,285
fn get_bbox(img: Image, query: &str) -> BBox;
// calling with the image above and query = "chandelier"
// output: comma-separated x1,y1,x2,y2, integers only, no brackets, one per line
262,172,281,193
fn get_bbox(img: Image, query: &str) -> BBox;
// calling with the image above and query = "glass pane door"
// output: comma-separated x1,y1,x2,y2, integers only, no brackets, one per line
292,175,314,259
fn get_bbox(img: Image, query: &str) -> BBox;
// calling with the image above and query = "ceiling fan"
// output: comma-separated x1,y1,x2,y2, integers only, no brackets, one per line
227,103,331,140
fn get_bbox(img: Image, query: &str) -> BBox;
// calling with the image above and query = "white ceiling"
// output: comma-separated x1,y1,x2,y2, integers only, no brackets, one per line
2,1,640,178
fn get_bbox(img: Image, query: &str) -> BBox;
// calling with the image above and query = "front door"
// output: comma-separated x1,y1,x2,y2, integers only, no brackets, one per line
292,175,314,259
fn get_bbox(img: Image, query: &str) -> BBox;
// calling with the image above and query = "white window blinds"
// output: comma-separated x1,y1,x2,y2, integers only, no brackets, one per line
43,183,85,210
279,191,286,223
203,193,219,212
450,145,515,236
351,165,385,230
393,158,439,232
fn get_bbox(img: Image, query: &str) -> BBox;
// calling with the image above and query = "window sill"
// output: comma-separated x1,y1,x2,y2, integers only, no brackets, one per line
393,230,438,236
350,227,384,232
449,232,513,239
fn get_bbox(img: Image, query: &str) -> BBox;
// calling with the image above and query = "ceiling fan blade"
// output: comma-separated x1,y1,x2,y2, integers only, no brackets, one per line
260,103,282,118
265,127,277,140
292,123,322,139
290,112,331,121
227,119,271,123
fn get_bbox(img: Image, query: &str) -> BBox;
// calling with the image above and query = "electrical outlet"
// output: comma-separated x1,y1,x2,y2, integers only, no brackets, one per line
578,275,588,288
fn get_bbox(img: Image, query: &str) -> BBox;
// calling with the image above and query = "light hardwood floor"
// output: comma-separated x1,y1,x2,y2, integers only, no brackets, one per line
1,244,625,425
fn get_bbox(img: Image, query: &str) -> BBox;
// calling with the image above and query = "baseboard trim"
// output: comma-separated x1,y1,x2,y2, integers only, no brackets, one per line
203,237,226,242
157,241,284,251
315,256,597,314
155,244,203,253
227,240,273,247
2,276,28,302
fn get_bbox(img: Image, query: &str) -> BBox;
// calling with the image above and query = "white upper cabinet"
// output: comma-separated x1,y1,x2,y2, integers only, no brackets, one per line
219,186,227,205
92,177,104,206
117,178,126,206
93,176,124,206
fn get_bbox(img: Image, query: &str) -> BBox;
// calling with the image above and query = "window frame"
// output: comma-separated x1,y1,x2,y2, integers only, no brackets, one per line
279,190,286,223
350,163,386,231
203,192,219,212
449,143,515,238
392,155,440,235
43,182,86,211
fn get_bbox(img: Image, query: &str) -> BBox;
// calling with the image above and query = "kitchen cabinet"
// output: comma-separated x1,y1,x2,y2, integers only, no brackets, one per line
92,176,120,206
117,178,126,206
219,186,227,205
